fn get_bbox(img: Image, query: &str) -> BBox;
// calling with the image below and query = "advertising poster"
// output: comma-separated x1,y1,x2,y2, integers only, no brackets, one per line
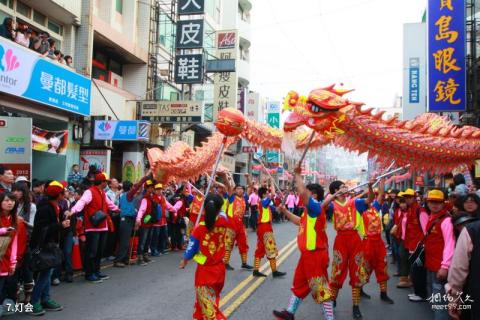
0,116,32,179
80,149,111,177
32,126,68,155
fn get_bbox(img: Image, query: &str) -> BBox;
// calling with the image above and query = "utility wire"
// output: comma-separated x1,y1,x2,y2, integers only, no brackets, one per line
92,79,120,120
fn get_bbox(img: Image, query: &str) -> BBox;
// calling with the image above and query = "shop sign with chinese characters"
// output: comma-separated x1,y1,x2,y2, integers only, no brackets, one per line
0,37,91,116
176,19,204,49
178,0,204,15
266,102,280,164
174,54,204,84
94,120,150,141
428,0,466,112
213,30,238,121
140,101,203,123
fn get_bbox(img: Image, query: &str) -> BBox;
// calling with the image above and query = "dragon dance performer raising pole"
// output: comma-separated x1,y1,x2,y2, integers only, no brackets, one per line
273,166,334,320
252,176,286,278
322,179,374,319
223,174,253,270
361,178,394,304
179,193,229,320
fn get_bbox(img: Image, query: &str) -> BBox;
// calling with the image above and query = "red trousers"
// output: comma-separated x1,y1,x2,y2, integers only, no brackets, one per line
193,264,226,320
362,235,389,283
254,223,278,259
292,249,332,303
329,230,367,289
225,219,249,254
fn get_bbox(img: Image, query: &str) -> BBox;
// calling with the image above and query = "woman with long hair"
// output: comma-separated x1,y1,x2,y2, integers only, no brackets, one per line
0,193,27,305
179,193,229,320
11,182,36,303
12,182,36,230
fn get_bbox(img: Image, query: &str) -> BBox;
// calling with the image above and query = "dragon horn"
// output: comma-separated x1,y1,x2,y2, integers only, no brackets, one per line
320,84,354,97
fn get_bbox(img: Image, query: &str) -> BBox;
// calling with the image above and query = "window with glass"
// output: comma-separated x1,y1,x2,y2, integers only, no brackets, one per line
48,20,63,35
16,1,31,18
204,22,215,57
33,11,46,25
0,0,12,8
158,12,174,52
116,0,123,14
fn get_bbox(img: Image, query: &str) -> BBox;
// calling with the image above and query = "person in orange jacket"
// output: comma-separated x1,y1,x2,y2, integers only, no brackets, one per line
179,193,229,320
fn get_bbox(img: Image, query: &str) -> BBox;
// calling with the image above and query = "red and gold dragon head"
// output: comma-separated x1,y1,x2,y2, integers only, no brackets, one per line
283,84,360,138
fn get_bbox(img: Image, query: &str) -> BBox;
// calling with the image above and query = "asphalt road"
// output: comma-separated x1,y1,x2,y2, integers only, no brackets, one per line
10,220,434,320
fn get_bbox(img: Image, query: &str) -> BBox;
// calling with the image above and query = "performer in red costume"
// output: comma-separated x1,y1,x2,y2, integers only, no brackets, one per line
361,179,394,304
223,184,253,270
272,167,334,320
180,193,229,320
252,177,286,278
322,179,374,320
187,183,205,238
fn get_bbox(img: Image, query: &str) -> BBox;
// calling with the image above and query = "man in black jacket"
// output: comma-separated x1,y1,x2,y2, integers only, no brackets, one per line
29,181,69,316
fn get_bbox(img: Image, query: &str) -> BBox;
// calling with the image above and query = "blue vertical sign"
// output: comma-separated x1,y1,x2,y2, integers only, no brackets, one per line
428,0,466,112
409,58,420,103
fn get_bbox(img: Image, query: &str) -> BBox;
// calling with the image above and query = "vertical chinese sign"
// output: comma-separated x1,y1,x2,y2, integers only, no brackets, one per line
175,2,205,86
266,101,280,164
213,30,238,121
428,0,466,112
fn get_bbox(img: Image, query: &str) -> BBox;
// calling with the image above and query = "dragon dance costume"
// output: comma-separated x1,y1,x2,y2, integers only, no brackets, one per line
224,194,250,267
184,213,229,320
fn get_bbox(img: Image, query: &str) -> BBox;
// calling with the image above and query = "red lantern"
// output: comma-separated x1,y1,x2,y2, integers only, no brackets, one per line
215,108,245,137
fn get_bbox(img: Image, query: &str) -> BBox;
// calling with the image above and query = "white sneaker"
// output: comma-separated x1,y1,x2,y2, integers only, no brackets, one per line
408,293,415,297
409,294,425,302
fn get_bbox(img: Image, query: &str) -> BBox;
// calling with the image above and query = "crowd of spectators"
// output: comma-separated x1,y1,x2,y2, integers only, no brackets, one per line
0,17,73,68
2,161,480,319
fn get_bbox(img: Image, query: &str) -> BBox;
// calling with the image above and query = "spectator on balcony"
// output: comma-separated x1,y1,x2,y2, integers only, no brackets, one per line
64,55,73,68
47,38,57,59
14,25,32,48
0,17,16,41
31,38,48,57
30,32,50,56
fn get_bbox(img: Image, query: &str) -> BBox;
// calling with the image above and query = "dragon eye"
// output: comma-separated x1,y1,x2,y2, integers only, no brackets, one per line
308,103,321,113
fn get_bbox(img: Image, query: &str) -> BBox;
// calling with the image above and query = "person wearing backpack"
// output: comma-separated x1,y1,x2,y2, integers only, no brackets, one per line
134,179,157,266
113,174,149,268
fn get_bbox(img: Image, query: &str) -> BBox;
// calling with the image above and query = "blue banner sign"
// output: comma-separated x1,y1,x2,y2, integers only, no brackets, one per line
0,37,91,116
409,58,420,103
428,0,466,112
94,121,150,141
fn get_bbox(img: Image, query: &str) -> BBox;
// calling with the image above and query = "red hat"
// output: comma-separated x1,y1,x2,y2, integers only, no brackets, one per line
94,172,108,182
46,181,64,197
60,180,68,189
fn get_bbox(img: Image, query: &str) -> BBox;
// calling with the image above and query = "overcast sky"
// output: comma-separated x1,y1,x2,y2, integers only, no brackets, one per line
249,0,427,108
